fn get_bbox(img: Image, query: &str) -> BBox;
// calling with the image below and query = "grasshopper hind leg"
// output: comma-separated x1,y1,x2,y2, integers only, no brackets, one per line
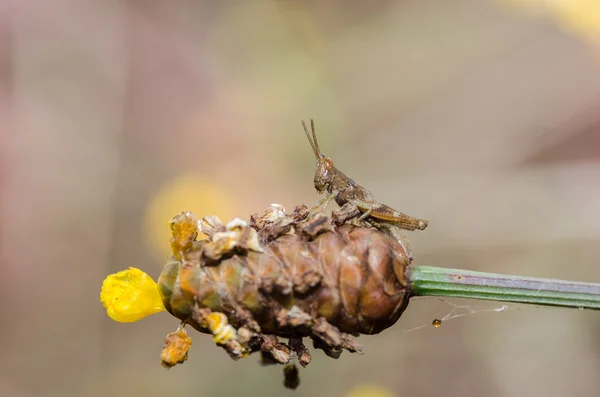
368,220,414,262
333,202,415,262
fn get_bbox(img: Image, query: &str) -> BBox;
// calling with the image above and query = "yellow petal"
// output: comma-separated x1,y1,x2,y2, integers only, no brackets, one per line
100,267,166,322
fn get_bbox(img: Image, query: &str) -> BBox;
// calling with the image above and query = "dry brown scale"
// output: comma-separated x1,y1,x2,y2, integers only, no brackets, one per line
158,202,412,388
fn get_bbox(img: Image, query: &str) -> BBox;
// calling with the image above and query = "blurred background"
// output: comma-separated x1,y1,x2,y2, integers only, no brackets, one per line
2,1,600,396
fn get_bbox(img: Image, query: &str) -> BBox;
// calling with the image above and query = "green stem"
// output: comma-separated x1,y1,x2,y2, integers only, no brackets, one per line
408,265,600,310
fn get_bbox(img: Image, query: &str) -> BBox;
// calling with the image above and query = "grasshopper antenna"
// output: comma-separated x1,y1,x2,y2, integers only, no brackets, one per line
310,119,321,157
302,120,320,159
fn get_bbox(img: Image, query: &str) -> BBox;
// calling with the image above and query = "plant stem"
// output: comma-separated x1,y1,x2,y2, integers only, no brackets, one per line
408,265,600,310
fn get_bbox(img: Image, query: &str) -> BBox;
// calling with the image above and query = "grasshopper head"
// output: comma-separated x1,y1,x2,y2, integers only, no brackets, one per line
314,155,335,192
302,119,334,193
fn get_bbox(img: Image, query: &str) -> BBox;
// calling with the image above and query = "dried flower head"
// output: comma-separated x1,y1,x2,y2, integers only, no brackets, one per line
100,202,412,389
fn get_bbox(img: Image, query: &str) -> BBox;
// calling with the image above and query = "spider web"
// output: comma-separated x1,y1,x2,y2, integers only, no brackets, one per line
402,298,520,333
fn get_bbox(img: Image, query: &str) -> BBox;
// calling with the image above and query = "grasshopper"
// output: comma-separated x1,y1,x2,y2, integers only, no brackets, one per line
302,119,428,260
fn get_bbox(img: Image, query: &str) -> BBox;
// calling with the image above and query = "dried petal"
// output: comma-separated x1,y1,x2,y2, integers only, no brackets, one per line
198,215,225,238
261,335,292,364
289,338,311,367
298,212,331,239
291,204,309,222
161,327,192,368
204,231,238,260
206,312,228,335
226,218,248,230
266,204,286,220
250,203,286,230
244,226,263,252
332,203,360,226
169,211,199,258
213,325,236,344
262,217,294,240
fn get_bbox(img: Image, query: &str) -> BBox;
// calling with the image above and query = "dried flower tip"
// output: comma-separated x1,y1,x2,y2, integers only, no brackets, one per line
298,212,331,239
289,338,311,368
276,306,313,328
203,231,239,260
202,312,251,358
312,317,343,347
283,364,300,389
261,217,294,241
332,203,360,226
340,334,364,354
259,335,292,364
100,267,165,323
169,211,199,258
198,215,225,238
221,339,250,360
268,204,286,218
236,327,255,345
206,312,228,335
226,218,247,230
244,227,263,253
213,324,236,344
210,231,238,247
291,204,309,222
205,313,239,345
250,204,287,230
204,224,264,260
161,327,193,368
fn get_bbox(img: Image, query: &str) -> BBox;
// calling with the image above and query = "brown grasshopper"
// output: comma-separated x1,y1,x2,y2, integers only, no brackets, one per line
302,119,428,260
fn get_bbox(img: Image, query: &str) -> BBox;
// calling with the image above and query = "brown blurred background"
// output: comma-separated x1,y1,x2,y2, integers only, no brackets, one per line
2,1,600,396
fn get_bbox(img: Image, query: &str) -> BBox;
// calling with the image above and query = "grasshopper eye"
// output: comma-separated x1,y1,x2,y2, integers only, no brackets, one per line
324,158,333,170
